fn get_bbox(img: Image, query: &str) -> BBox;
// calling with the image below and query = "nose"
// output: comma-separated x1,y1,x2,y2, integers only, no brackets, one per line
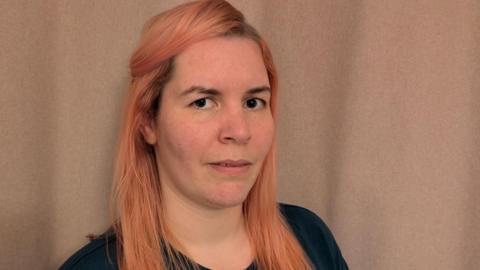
218,109,251,145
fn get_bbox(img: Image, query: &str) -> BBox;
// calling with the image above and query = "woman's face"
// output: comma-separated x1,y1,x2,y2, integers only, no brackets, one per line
143,37,274,210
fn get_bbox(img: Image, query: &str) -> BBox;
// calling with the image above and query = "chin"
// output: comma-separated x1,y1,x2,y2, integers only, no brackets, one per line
205,184,252,209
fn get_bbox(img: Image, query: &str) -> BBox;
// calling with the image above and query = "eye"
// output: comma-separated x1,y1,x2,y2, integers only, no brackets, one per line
244,98,267,110
190,97,215,109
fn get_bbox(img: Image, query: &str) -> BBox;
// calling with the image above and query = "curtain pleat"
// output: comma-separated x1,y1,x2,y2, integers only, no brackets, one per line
1,0,478,269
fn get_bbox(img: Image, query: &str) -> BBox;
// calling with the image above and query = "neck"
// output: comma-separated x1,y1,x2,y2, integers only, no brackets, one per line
162,188,247,248
161,184,253,269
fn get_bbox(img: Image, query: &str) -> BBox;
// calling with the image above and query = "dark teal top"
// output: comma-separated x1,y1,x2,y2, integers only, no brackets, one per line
59,203,349,270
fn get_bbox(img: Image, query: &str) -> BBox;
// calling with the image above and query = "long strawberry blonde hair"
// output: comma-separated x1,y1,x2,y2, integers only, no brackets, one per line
111,0,312,269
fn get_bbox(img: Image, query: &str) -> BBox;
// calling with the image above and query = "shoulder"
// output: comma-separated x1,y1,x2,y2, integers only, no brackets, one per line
59,232,118,270
279,203,334,243
279,203,349,270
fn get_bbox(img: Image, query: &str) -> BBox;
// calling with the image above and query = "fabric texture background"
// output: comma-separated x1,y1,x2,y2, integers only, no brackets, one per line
1,0,479,269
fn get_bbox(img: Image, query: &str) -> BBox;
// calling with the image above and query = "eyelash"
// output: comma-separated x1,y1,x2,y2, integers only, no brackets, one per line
189,97,268,110
189,97,215,109
244,97,267,109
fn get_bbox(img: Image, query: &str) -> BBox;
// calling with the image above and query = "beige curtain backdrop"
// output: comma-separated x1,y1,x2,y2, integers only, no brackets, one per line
1,0,479,269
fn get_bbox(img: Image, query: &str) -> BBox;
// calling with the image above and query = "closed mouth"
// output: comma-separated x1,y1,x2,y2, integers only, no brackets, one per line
208,159,252,175
209,160,252,167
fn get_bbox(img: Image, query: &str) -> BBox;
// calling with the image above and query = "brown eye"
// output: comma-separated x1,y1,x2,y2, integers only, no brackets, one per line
190,97,214,109
245,98,266,109
194,98,206,107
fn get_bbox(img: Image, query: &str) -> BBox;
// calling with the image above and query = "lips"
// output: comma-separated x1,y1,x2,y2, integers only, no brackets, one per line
208,159,252,175
211,159,252,167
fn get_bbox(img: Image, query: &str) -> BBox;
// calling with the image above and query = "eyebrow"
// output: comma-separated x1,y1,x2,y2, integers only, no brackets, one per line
180,86,271,96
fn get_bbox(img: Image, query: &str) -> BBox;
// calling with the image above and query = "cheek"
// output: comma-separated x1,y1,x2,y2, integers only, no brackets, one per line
160,116,216,162
252,119,275,153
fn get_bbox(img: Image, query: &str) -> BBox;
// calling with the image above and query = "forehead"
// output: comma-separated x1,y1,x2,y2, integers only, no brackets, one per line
170,37,270,91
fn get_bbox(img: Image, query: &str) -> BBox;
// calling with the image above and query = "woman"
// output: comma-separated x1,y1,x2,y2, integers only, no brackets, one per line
60,1,349,269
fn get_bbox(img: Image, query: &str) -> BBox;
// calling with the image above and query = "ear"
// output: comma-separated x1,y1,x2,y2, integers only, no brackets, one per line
141,117,158,145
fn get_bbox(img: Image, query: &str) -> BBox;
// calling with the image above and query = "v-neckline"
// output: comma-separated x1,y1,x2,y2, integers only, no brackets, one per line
198,261,256,270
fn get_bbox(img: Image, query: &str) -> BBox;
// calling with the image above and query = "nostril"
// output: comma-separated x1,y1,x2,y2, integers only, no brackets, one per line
219,117,252,144
220,134,251,144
